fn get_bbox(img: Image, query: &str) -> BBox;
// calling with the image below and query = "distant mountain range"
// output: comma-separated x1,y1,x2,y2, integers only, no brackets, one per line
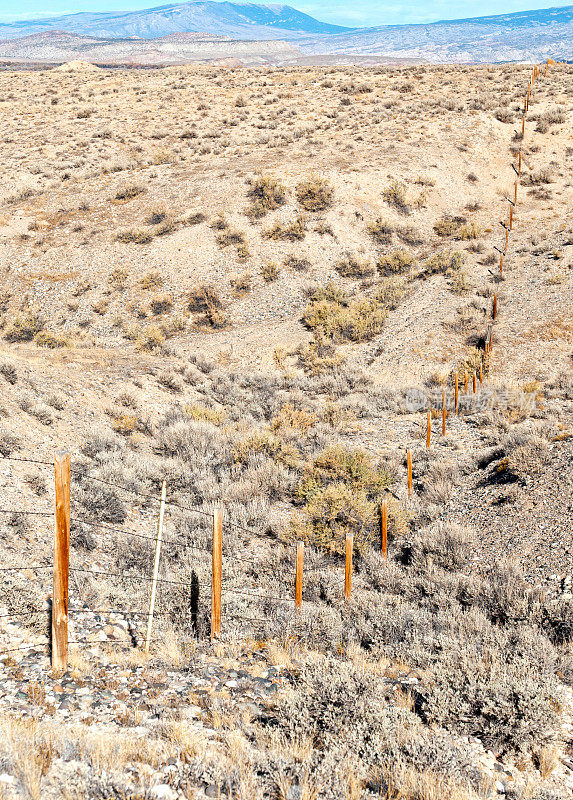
0,3,570,65
0,2,350,42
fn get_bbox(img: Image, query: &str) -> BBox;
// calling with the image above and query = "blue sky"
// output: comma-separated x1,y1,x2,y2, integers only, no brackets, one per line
0,0,570,27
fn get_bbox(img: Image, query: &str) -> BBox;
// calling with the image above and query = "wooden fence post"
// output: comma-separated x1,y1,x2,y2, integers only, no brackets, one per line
53,452,70,672
472,372,477,394
295,541,303,612
344,534,353,602
426,409,431,449
479,362,483,385
518,150,522,175
145,479,167,654
514,181,518,205
464,371,468,393
380,500,388,559
455,373,459,414
211,509,222,640
509,205,513,230
493,293,498,319
407,449,413,498
500,252,503,276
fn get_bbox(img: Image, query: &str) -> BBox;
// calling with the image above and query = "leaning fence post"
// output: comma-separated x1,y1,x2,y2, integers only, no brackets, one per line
145,479,167,653
407,449,413,498
53,452,70,671
344,534,353,602
426,409,432,449
380,499,388,559
295,541,303,612
211,509,223,640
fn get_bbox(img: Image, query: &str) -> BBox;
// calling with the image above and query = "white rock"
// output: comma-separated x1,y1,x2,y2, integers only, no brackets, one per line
0,774,16,786
150,784,177,800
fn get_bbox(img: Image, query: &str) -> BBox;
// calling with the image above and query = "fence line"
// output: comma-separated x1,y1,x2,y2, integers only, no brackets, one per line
0,60,562,665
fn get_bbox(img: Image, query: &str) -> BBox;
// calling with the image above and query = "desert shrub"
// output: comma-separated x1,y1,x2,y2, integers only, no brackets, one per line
522,169,553,186
377,249,414,276
216,228,246,248
81,428,124,459
157,412,232,471
158,370,184,393
150,294,173,315
34,331,69,348
297,337,345,376
4,311,45,342
422,460,460,505
108,267,129,289
456,221,481,240
246,174,286,218
433,215,467,237
75,480,127,525
295,175,334,212
184,403,225,425
0,361,17,384
140,271,163,289
113,184,145,202
183,211,206,225
367,217,394,244
187,284,221,312
261,262,279,282
115,228,153,244
424,250,465,276
306,282,349,305
270,403,317,434
494,108,514,123
284,254,311,271
290,446,394,553
303,297,387,343
205,306,230,329
232,430,301,470
420,622,559,755
376,278,408,310
264,216,306,241
230,272,252,292
0,425,19,456
382,180,410,214
407,522,473,571
136,325,165,351
335,253,375,278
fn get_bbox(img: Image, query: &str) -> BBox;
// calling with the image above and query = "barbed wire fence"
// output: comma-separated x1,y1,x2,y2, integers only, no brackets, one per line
0,59,565,668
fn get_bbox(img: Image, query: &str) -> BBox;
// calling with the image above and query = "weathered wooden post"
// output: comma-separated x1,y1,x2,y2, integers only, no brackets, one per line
53,452,70,672
295,541,303,612
344,534,353,602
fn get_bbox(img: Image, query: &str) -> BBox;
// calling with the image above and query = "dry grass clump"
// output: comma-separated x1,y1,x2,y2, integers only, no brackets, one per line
367,217,394,245
303,296,387,343
377,249,415,276
295,175,334,212
335,253,375,278
382,180,410,214
424,249,465,276
115,227,153,244
187,284,222,312
261,261,280,282
4,311,45,342
433,215,480,239
246,174,286,219
264,215,307,241
34,331,70,349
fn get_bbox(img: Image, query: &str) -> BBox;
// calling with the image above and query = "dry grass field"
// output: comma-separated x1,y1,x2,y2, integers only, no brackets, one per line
0,61,571,800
